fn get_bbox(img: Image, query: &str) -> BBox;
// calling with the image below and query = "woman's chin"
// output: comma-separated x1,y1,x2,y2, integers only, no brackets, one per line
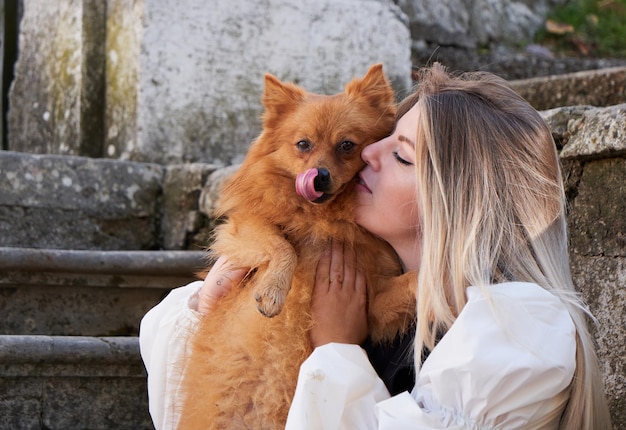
354,208,372,232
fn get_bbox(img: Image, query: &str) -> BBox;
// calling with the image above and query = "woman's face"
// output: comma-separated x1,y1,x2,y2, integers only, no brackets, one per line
355,104,422,271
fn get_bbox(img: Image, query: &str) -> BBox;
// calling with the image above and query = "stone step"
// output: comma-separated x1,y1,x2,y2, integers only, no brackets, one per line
0,335,152,429
0,247,205,336
0,247,205,429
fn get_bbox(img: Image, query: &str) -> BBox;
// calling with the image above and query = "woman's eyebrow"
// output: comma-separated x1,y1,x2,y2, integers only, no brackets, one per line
398,135,415,148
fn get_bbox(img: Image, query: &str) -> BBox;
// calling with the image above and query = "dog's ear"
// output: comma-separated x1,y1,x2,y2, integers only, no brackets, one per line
261,74,306,127
344,64,395,113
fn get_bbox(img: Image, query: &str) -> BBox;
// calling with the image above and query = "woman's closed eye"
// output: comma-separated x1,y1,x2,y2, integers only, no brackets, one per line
393,151,413,166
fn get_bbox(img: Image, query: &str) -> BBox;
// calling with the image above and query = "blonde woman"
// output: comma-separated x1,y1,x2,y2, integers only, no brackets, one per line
141,63,613,429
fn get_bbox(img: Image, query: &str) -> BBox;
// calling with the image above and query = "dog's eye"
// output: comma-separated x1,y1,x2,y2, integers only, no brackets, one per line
338,140,355,153
296,140,312,152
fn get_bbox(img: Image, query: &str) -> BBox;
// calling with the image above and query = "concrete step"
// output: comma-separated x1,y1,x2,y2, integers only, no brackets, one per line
0,335,151,429
0,247,205,336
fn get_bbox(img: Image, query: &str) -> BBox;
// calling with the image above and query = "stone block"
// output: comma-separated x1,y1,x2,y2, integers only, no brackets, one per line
8,0,106,157
560,103,626,160
540,105,593,149
198,164,240,219
568,158,626,258
161,163,217,250
105,0,411,165
570,255,626,428
0,151,163,250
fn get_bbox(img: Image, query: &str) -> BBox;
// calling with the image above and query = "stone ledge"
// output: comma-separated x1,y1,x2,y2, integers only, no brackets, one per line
511,66,626,110
0,248,205,336
0,247,206,278
0,336,142,374
0,150,216,251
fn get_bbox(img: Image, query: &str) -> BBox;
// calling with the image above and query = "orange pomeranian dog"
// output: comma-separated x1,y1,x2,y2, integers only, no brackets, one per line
177,64,417,429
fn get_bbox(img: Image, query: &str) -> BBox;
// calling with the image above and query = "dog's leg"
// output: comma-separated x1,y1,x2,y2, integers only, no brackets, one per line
212,219,297,317
368,271,417,343
252,238,298,318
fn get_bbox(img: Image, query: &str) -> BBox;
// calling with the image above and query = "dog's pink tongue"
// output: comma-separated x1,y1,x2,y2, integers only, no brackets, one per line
296,168,323,201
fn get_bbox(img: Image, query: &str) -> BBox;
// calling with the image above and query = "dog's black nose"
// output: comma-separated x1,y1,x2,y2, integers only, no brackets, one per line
313,168,331,192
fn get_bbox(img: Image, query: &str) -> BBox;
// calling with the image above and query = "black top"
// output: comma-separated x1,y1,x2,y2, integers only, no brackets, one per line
362,325,417,396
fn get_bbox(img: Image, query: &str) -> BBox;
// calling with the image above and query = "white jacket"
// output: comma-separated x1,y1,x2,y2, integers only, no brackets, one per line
140,281,576,429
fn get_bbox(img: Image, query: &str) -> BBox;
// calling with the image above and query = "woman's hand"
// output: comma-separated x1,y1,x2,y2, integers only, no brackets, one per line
310,241,368,348
197,256,248,314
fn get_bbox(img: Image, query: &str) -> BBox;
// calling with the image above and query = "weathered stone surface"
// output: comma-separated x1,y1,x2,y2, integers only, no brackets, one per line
396,0,565,49
511,67,626,111
198,164,240,219
162,163,217,250
412,44,626,82
105,0,142,160
7,0,105,156
566,155,626,427
0,284,163,336
106,0,411,165
560,104,626,160
568,158,626,258
570,255,626,427
0,247,205,335
0,336,152,429
0,1,4,148
540,105,593,149
0,151,163,250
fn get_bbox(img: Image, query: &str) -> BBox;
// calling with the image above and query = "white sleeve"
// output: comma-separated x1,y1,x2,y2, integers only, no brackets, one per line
286,283,577,429
139,281,204,430
285,343,391,430
403,283,577,428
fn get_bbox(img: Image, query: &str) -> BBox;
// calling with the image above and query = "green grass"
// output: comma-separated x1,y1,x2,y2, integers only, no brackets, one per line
534,0,626,58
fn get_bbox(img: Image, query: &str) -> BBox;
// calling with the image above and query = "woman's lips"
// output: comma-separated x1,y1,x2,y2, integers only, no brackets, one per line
356,174,372,193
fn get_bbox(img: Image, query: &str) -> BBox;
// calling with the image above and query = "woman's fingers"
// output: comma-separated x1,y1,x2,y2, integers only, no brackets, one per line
342,242,357,292
315,245,332,293
310,241,368,348
328,240,344,290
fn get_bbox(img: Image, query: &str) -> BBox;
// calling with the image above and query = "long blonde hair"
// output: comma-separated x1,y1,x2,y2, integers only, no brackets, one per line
403,63,612,429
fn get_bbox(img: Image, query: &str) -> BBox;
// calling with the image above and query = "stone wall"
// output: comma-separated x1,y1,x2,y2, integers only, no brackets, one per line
541,104,626,426
7,0,412,166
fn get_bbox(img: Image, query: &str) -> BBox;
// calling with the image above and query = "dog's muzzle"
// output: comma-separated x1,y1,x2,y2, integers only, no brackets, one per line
295,168,332,203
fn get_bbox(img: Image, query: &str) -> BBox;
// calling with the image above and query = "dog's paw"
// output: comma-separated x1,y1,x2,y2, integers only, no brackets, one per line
254,287,286,318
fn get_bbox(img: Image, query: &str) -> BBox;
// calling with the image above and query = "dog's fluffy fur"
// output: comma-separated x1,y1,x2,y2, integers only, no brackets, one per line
178,64,416,429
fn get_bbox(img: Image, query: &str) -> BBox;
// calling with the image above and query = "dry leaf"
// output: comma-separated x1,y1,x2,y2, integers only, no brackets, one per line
545,19,575,35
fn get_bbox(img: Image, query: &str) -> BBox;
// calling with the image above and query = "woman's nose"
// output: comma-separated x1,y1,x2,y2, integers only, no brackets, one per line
361,138,384,169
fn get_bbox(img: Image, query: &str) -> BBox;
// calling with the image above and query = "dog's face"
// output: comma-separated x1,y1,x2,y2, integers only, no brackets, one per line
257,64,396,204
